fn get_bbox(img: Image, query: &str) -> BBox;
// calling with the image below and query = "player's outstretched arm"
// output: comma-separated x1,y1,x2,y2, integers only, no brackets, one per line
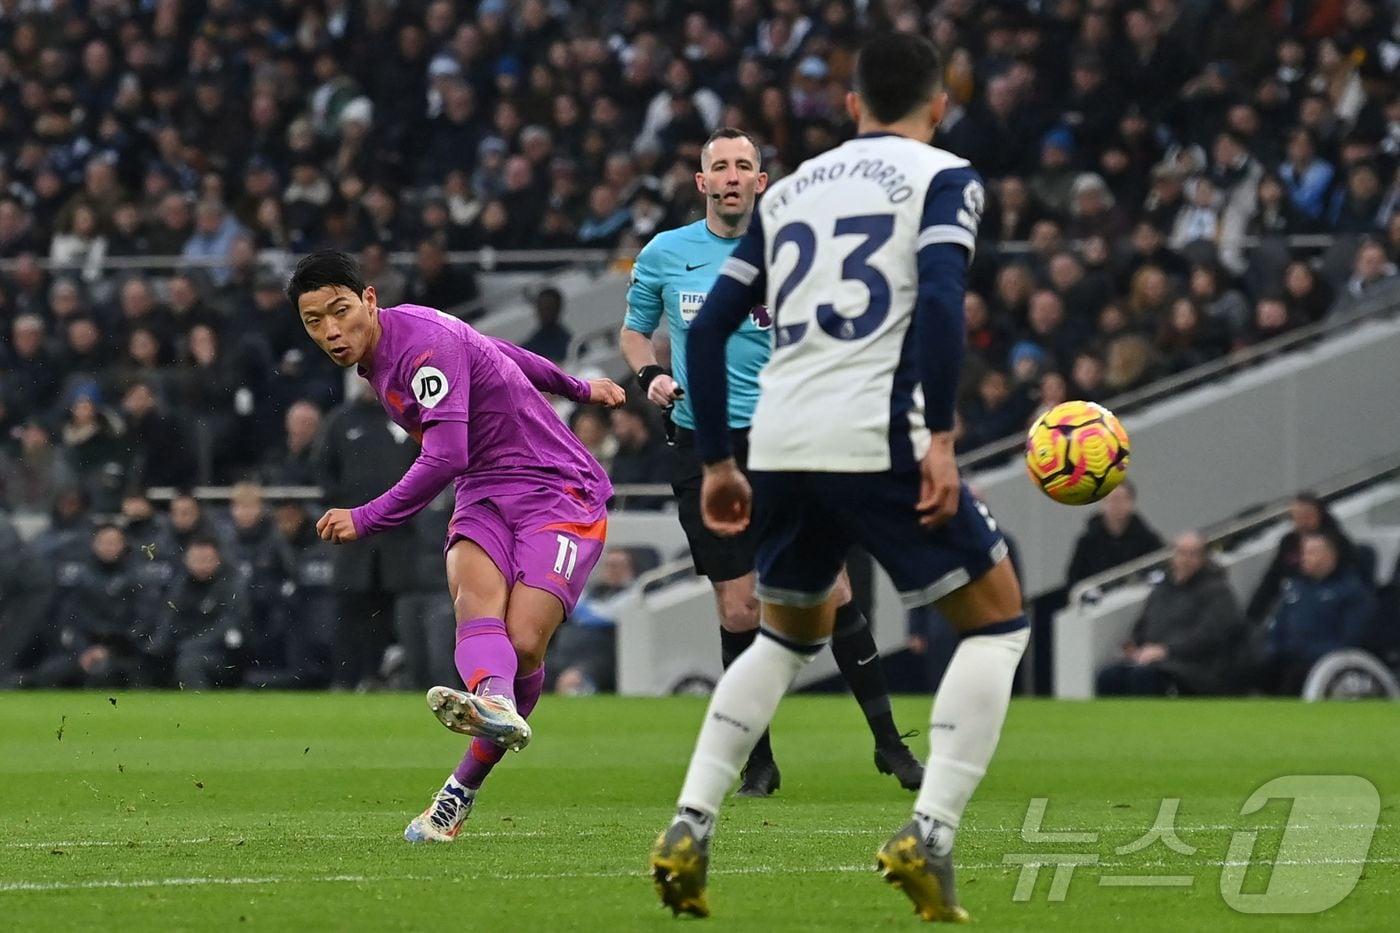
317,420,470,543
487,336,624,407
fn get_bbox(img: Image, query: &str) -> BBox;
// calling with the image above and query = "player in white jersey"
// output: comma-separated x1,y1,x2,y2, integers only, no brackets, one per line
650,34,1028,923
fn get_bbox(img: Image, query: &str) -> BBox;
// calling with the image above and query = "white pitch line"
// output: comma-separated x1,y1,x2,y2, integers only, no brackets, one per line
5,822,1384,850
4,857,1398,895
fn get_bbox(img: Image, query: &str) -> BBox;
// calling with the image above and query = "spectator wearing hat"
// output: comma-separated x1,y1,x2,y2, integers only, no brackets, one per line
59,381,128,513
1029,128,1080,219
1067,172,1129,241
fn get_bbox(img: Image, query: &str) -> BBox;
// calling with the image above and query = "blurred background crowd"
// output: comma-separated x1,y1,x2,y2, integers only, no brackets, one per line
2,0,1400,693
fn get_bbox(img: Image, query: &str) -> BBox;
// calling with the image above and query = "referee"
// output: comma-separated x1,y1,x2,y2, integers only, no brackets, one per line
619,128,922,796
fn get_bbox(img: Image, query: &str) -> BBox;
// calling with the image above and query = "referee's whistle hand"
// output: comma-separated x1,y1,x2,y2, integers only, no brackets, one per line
646,374,679,407
700,461,751,536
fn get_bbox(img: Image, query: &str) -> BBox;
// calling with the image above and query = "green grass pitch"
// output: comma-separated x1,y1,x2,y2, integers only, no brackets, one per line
1,693,1396,931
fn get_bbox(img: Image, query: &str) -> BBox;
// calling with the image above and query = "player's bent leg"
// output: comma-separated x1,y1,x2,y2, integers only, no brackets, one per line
502,582,567,674
428,539,529,748
879,557,1028,921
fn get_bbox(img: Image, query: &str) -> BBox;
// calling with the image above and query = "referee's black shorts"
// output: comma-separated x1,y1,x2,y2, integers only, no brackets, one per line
671,425,757,583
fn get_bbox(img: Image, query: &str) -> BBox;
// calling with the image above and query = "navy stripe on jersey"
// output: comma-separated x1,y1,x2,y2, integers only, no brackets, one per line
690,212,769,464
888,321,921,472
913,166,982,435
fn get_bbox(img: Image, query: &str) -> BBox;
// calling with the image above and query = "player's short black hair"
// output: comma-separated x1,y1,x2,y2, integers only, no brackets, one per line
702,127,762,169
286,249,366,306
855,33,943,124
186,534,222,553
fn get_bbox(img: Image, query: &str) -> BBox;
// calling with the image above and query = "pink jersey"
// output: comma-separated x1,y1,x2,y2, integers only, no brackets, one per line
349,304,612,536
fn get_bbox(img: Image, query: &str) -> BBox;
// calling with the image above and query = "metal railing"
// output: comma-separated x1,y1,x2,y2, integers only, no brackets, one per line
1065,452,1400,608
144,482,672,504
2,233,1349,276
957,278,1400,472
0,247,617,276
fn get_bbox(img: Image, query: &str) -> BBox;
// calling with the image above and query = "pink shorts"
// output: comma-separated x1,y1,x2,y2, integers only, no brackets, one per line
445,485,608,616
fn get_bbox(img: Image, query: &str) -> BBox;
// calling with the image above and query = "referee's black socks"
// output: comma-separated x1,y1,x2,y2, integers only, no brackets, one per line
830,603,902,746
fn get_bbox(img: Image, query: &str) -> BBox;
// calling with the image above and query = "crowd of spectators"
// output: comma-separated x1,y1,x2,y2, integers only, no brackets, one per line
4,1,1400,690
4,1,1400,480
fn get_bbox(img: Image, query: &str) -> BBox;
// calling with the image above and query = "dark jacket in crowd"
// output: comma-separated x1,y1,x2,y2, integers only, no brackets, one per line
1130,564,1248,695
317,396,419,594
149,565,249,657
1266,568,1376,665
0,514,52,676
56,549,147,653
123,407,199,489
228,516,294,619
1246,528,1357,621
1066,513,1165,589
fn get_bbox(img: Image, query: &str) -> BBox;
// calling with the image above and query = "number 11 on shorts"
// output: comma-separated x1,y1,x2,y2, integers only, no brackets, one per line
553,534,579,580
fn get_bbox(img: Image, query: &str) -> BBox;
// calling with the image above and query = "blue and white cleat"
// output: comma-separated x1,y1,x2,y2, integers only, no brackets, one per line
404,782,475,843
426,685,532,751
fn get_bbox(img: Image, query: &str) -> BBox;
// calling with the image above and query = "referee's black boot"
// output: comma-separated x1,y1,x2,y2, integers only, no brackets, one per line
735,756,781,797
874,735,925,791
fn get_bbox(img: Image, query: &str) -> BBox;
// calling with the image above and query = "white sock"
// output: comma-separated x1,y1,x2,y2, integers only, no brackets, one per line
674,628,825,835
914,621,1029,854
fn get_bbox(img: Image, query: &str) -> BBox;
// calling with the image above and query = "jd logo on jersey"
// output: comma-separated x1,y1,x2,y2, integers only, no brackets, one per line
412,366,449,408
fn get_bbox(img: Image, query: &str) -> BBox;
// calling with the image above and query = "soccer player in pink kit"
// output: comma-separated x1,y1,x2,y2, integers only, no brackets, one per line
288,250,625,842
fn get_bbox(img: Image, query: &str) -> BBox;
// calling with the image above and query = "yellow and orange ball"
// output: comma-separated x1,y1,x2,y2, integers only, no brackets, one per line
1025,401,1131,505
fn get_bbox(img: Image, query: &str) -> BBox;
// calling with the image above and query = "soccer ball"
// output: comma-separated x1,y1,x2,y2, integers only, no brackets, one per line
1024,401,1131,505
